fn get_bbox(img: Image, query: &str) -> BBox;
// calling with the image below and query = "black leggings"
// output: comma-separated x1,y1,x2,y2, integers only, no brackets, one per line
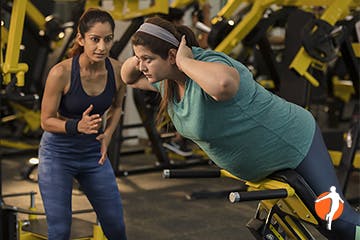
295,124,360,239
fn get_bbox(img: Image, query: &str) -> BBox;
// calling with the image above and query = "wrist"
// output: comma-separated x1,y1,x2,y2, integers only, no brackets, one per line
65,119,80,135
178,57,193,72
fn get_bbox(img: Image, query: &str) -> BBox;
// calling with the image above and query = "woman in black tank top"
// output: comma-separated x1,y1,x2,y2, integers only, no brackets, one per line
39,8,127,240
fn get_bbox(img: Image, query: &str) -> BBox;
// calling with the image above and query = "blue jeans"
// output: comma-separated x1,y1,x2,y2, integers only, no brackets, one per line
38,132,127,240
295,125,360,239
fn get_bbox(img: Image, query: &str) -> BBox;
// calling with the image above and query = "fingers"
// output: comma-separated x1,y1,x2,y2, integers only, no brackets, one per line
96,134,104,141
98,153,106,165
180,35,186,46
83,104,94,117
78,104,102,134
97,137,107,165
83,117,102,134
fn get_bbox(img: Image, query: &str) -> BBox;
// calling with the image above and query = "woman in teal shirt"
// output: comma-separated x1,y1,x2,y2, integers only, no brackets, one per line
121,16,359,239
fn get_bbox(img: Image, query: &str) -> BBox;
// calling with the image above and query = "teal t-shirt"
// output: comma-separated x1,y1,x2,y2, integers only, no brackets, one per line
154,47,316,181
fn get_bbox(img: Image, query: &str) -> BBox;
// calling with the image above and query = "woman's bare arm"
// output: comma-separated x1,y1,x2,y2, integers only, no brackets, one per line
121,56,157,91
176,36,240,101
40,63,69,133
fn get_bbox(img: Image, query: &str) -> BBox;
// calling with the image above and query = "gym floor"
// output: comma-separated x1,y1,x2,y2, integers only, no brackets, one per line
1,144,359,240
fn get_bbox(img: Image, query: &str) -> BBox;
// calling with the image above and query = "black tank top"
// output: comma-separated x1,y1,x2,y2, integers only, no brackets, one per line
59,55,116,119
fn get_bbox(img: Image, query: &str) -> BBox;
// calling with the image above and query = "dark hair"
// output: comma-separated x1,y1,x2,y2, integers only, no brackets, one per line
131,16,199,126
68,8,115,57
158,7,185,23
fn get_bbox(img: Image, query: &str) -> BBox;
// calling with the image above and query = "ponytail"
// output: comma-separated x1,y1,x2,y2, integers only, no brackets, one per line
68,40,83,58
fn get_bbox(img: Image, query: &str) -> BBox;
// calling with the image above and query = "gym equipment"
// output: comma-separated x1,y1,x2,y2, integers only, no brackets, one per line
208,0,359,107
1,0,45,153
1,190,104,240
163,168,358,239
332,117,360,205
0,151,107,240
0,0,81,155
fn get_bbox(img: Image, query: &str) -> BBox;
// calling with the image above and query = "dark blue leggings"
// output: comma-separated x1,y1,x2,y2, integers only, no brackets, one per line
295,125,360,239
38,132,127,240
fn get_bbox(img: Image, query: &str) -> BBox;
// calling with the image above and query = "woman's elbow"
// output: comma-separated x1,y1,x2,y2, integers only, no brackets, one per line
40,119,48,132
217,76,239,101
40,116,53,132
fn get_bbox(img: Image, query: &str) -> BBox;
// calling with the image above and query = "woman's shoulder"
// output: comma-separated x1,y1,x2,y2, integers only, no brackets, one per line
192,47,228,61
45,58,72,89
49,58,73,78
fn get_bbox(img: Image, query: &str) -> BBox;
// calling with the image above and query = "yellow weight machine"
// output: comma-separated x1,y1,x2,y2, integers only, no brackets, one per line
209,0,359,95
1,0,83,152
163,167,357,239
0,0,73,152
0,0,45,151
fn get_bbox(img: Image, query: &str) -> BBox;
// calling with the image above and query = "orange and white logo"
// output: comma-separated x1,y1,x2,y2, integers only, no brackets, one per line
314,186,344,230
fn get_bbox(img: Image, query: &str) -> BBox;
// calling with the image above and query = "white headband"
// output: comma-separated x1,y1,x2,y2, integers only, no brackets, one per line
136,23,179,47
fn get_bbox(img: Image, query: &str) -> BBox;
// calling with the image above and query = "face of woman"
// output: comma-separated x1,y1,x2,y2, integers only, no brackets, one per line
79,22,114,62
133,45,173,83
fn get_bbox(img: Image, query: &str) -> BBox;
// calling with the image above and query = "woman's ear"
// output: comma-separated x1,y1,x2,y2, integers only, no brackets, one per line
168,49,177,64
77,33,84,47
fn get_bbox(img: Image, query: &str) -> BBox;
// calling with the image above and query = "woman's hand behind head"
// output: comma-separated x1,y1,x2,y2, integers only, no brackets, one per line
176,36,194,71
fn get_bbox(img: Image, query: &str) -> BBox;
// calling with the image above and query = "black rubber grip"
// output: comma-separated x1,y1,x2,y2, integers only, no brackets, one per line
163,169,221,178
229,189,288,203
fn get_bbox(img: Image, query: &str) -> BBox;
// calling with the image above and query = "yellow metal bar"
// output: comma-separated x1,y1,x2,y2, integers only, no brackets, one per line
25,1,46,31
215,0,277,54
171,0,206,8
89,0,169,20
92,224,107,240
0,139,38,150
3,0,29,86
352,43,360,57
247,178,295,197
1,25,8,72
220,169,242,180
283,215,311,239
320,0,352,25
211,0,248,25
8,102,41,131
221,169,318,225
118,0,169,20
268,223,286,240
1,25,8,50
111,0,126,20
332,76,355,102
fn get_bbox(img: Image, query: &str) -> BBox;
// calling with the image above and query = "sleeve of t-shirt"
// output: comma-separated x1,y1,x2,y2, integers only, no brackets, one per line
197,50,235,68
195,50,239,102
